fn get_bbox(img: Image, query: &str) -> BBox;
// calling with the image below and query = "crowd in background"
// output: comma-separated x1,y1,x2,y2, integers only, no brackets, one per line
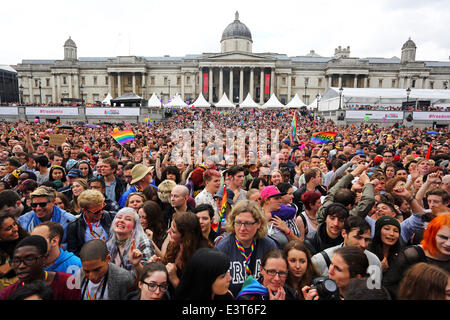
0,108,448,301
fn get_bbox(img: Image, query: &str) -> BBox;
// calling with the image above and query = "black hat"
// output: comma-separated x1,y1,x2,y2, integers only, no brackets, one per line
375,216,401,234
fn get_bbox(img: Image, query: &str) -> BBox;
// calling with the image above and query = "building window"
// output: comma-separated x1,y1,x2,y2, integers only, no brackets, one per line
187,76,190,84
392,79,396,87
411,79,416,88
35,79,39,87
63,77,67,85
177,77,181,85
151,76,155,85
164,77,168,85
46,79,50,87
81,77,85,85
291,77,295,86
93,77,97,85
318,78,323,87
430,81,434,89
93,94,99,102
105,76,108,85
282,77,286,85
128,76,132,85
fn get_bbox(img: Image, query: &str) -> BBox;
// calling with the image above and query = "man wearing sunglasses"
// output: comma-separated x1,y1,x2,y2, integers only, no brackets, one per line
17,186,75,250
66,189,116,257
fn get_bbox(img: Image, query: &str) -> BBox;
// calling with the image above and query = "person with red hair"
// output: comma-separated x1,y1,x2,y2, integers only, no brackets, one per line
296,191,322,240
382,214,450,299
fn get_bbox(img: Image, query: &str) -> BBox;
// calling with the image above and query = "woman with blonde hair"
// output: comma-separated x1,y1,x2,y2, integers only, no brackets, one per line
215,200,278,297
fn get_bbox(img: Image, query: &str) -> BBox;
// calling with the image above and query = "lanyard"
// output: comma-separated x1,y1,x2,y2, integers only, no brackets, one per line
81,272,108,300
22,271,48,286
235,235,255,278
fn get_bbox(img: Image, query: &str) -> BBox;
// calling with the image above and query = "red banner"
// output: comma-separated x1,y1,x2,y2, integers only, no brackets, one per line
264,74,270,94
203,73,209,94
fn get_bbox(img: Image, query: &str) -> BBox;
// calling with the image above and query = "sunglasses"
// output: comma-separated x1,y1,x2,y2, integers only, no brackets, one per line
30,201,49,208
83,204,105,215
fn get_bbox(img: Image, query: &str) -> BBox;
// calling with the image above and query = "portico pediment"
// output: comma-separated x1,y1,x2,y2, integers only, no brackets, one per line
201,52,275,67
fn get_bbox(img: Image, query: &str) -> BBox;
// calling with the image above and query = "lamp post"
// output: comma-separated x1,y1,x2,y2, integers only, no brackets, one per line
38,79,42,105
338,86,343,110
80,84,84,106
168,79,171,103
315,93,320,119
19,84,23,105
304,78,308,104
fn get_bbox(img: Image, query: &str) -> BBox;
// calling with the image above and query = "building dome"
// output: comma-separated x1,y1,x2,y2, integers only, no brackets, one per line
402,38,416,50
221,12,252,42
64,36,76,47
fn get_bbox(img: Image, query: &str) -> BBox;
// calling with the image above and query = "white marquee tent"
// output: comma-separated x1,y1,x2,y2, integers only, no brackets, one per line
240,93,260,108
261,93,285,109
191,93,211,108
319,87,450,111
286,93,306,109
164,93,188,108
102,92,113,105
147,93,162,108
215,93,235,108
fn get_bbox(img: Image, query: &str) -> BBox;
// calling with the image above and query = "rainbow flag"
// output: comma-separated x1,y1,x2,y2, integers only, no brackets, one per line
291,112,297,142
211,186,227,233
111,129,135,145
311,131,337,144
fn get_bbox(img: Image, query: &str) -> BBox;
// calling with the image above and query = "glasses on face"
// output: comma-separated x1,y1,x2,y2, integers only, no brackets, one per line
30,201,49,208
262,267,288,278
142,281,168,292
10,255,44,267
84,204,105,215
235,220,257,228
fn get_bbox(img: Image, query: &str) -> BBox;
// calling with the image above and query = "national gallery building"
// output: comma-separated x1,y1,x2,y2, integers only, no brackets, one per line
13,12,450,106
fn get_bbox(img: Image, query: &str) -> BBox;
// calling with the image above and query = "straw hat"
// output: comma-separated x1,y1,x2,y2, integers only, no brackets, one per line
130,164,154,185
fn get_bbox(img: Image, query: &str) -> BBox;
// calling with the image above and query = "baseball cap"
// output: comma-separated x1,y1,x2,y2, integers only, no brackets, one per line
260,186,284,201
67,169,82,178
66,159,79,171
215,187,234,205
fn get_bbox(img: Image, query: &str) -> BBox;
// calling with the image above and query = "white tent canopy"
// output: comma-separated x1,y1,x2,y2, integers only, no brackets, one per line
286,93,306,109
147,93,162,108
191,93,211,108
319,87,450,111
164,93,188,108
215,93,235,108
240,93,260,108
102,92,113,105
261,93,285,109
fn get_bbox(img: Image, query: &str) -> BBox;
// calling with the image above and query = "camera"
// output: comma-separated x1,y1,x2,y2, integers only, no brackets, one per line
310,277,340,300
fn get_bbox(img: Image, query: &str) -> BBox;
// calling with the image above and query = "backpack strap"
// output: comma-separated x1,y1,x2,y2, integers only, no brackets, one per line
320,251,332,268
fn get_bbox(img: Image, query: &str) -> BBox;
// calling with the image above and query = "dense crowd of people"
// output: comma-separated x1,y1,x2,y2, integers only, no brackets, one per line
0,107,449,301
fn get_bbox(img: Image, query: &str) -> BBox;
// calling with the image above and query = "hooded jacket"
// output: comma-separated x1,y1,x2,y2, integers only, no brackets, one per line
45,248,82,275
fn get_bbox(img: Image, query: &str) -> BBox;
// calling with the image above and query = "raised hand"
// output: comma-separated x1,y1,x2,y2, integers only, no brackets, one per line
128,239,143,266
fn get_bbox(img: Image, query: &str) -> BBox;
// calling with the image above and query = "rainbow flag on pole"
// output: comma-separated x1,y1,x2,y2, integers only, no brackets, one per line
111,129,135,145
311,131,337,144
291,112,297,142
211,186,227,233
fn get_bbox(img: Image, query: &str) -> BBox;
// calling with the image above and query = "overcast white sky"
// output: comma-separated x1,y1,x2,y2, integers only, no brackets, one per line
2,0,449,65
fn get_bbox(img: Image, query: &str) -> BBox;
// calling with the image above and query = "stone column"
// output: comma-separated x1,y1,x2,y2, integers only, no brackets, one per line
51,75,56,102
422,77,427,89
132,73,136,94
108,74,112,95
249,67,254,100
364,77,368,88
219,67,223,100
28,77,34,104
260,69,264,103
270,68,275,95
118,73,122,96
338,75,342,88
353,75,358,88
74,74,79,99
229,68,234,102
328,75,332,88
68,74,73,98
239,67,244,103
209,68,213,103
181,72,185,101
141,73,146,98
56,75,61,103
287,74,292,101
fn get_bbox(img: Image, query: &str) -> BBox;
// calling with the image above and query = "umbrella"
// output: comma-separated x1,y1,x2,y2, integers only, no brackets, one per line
57,125,74,129
84,123,100,128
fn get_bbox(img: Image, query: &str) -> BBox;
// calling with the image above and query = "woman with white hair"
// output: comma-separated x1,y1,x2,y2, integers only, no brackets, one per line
107,207,155,272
